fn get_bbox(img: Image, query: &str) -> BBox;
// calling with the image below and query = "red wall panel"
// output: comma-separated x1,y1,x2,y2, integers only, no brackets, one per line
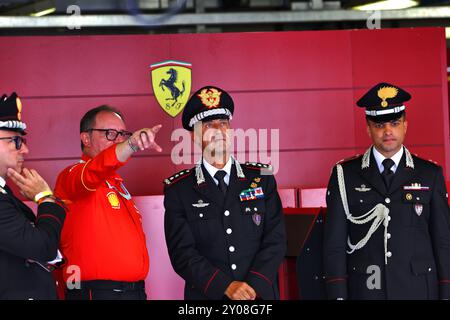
0,27,448,196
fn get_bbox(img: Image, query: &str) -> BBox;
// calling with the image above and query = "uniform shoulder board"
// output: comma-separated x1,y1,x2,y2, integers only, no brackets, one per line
244,162,273,171
163,169,193,187
335,154,361,165
413,153,439,166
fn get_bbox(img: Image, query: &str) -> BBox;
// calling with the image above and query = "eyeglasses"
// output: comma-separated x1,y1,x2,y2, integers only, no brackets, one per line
0,136,27,150
87,128,132,141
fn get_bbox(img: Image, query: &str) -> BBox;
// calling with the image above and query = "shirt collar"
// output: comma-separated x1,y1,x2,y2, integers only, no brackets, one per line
202,156,233,186
0,176,5,188
372,146,404,174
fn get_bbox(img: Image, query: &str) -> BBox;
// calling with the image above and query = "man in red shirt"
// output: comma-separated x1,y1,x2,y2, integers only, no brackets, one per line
55,105,162,300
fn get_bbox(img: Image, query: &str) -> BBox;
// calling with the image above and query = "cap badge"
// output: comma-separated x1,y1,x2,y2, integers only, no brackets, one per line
198,88,222,109
377,86,398,107
16,96,22,121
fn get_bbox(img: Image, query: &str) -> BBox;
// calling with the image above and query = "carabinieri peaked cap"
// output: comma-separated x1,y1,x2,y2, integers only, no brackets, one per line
182,86,234,131
0,92,27,134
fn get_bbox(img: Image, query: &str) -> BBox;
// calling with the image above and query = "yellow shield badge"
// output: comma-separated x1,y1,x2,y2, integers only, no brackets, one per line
151,60,192,117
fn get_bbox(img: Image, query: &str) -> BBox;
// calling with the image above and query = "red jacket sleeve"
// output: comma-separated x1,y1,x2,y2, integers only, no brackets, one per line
54,144,128,200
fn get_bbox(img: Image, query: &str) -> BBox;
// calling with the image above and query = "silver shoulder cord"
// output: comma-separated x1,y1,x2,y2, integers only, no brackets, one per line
336,164,391,265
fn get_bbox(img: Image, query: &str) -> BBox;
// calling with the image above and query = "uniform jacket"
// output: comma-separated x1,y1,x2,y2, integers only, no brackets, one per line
163,158,286,300
324,146,450,300
54,144,149,282
0,185,66,299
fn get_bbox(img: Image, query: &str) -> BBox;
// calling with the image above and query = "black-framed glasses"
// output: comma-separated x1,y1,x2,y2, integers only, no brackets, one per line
87,128,132,141
0,136,27,150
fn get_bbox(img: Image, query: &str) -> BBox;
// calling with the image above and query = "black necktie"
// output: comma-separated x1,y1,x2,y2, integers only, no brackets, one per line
214,170,228,196
381,158,395,189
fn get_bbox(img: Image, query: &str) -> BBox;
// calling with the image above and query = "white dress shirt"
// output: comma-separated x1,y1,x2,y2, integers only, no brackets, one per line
203,157,233,186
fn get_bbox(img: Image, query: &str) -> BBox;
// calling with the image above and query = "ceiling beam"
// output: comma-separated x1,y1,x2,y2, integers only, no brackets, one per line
0,6,448,28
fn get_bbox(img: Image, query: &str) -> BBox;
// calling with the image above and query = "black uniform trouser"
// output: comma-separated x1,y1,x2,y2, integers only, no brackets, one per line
65,280,147,300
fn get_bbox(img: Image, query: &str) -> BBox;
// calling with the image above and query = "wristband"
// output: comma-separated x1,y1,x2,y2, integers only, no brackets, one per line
34,190,53,203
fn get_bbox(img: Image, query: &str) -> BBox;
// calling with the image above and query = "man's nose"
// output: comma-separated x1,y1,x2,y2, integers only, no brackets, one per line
384,124,394,134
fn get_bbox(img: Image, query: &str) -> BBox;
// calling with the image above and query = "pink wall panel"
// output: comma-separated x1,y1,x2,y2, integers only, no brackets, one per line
299,188,327,208
278,189,297,208
133,196,184,300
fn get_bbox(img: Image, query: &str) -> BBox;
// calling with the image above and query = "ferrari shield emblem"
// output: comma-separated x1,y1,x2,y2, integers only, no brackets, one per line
151,60,192,117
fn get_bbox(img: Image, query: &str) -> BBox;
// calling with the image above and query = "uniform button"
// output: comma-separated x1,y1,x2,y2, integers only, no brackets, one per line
231,264,237,270
386,233,391,239
386,251,392,258
199,213,203,218
226,228,232,234
224,210,230,216
428,268,432,272
229,246,235,252
360,199,363,203
385,198,391,204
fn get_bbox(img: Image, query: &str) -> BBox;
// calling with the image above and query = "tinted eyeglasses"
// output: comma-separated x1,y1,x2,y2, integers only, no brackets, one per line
87,128,132,141
0,136,27,150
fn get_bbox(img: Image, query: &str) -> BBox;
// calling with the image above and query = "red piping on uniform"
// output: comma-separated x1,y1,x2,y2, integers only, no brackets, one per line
89,289,92,300
439,280,450,283
250,270,272,285
36,214,62,226
204,269,219,294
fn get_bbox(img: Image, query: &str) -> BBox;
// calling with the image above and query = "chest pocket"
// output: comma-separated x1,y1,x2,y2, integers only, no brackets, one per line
186,203,221,245
348,189,380,212
187,204,219,222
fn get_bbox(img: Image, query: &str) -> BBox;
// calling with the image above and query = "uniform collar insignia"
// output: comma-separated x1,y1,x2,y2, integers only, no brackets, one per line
0,186,6,194
361,145,414,170
195,155,245,185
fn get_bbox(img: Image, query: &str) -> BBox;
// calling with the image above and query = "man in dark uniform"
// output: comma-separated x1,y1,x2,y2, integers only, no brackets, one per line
164,86,286,300
0,92,66,299
324,83,450,300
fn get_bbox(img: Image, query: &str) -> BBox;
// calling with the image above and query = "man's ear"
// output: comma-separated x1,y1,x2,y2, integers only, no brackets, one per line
366,123,372,139
80,132,91,148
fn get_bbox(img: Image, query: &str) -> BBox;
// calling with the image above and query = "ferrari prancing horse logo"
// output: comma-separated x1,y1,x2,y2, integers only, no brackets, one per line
151,60,192,117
